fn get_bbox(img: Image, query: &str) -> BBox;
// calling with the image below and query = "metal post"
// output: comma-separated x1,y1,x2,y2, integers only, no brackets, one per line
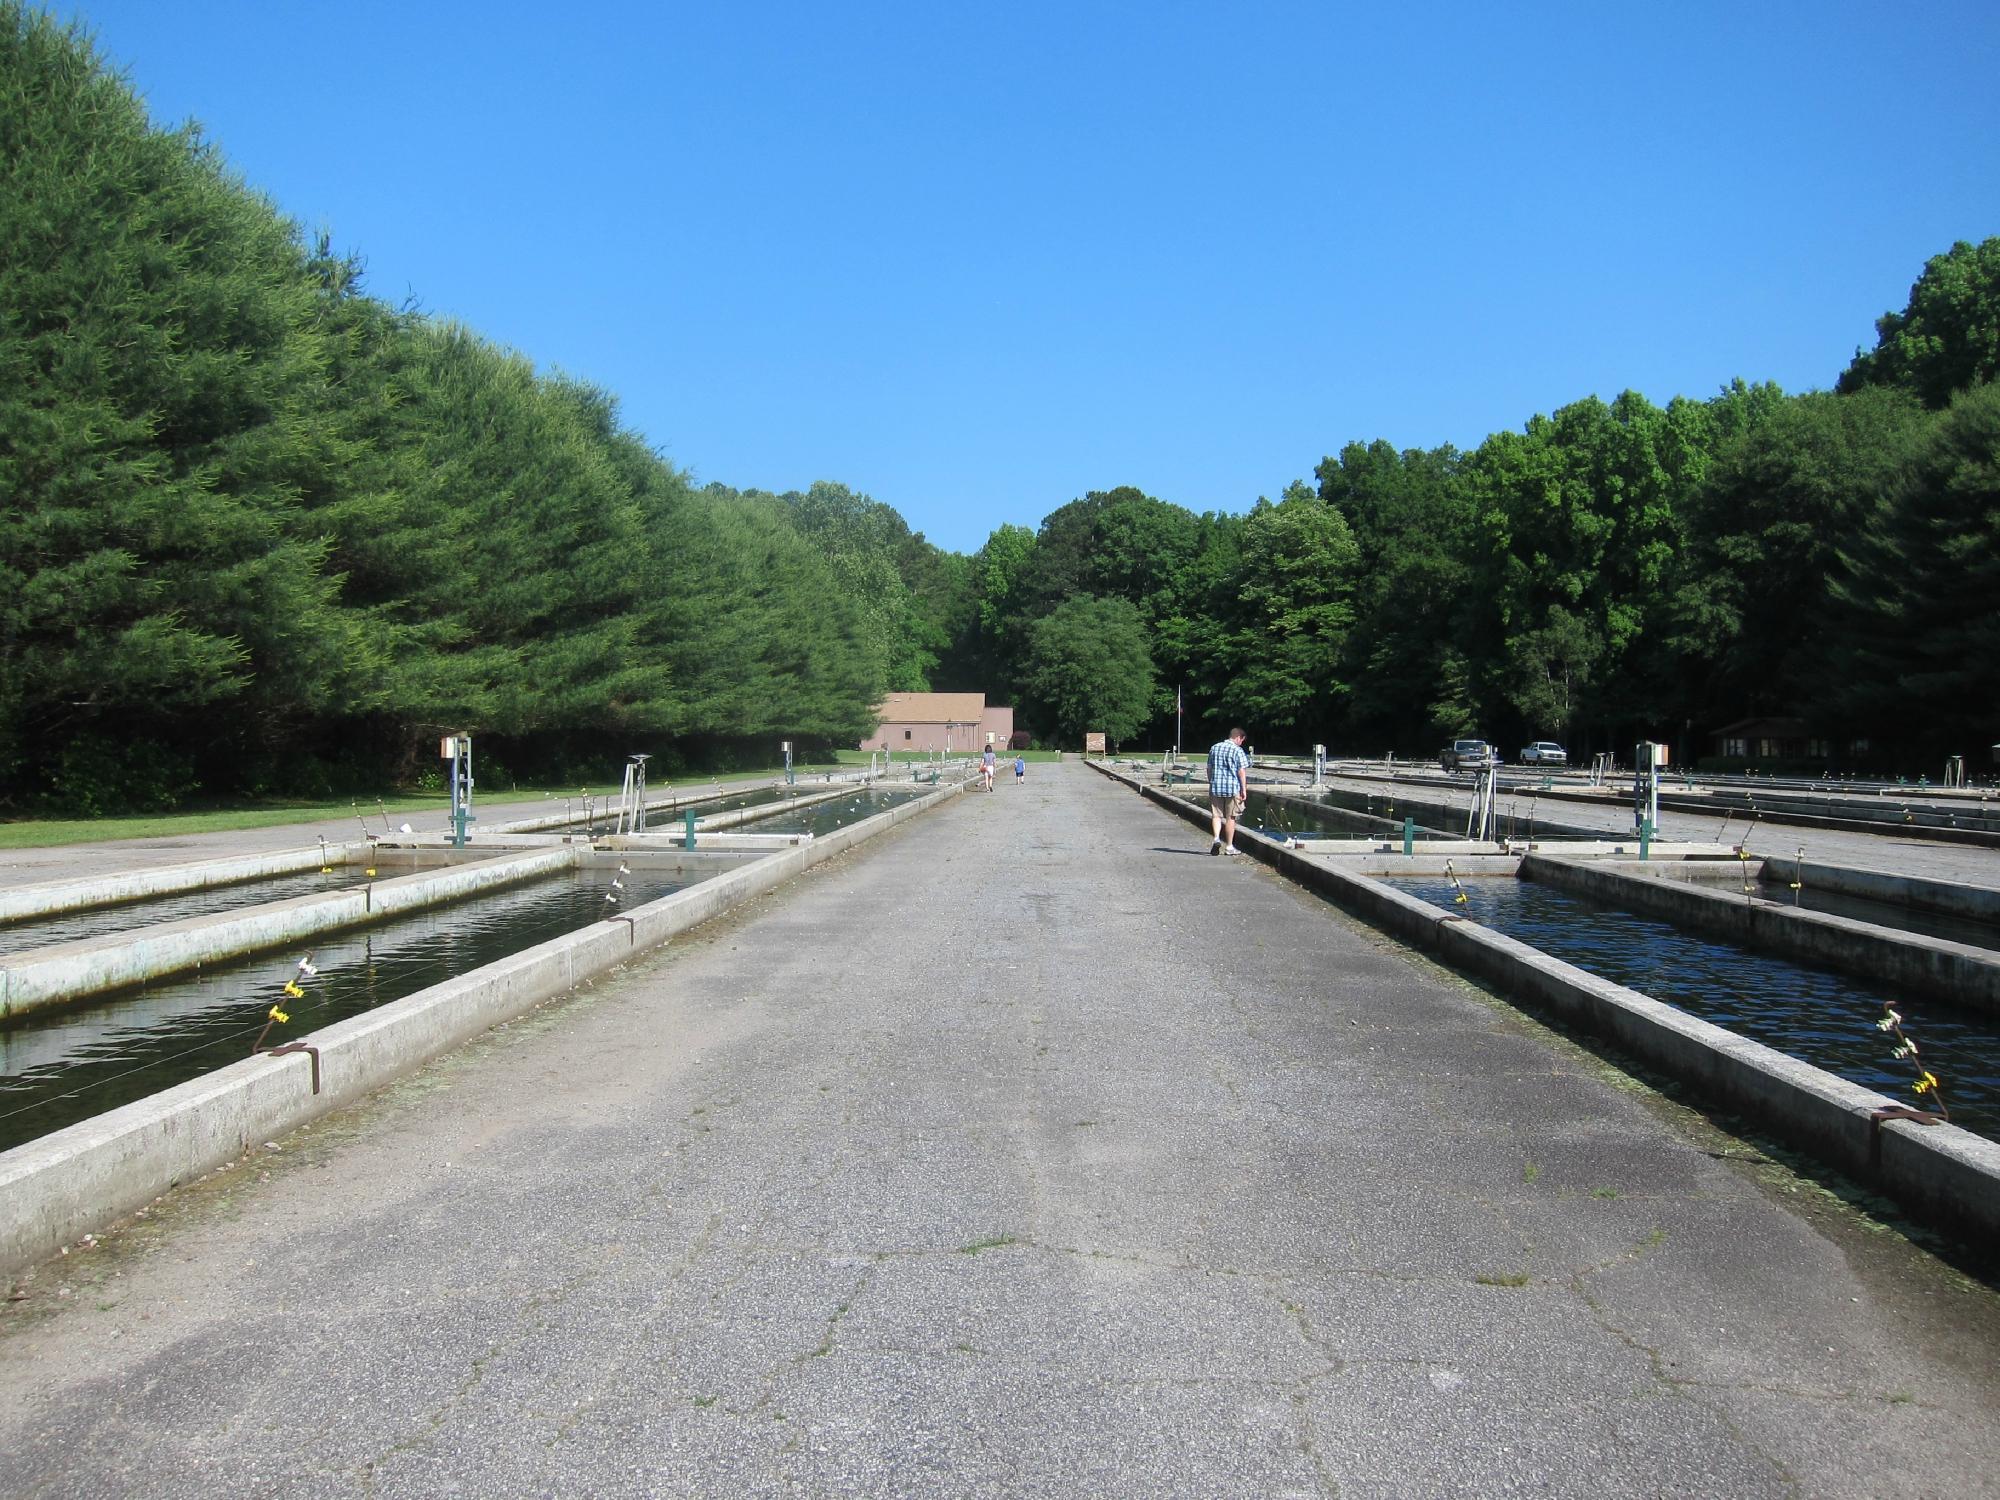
1640,818,1653,861
1633,742,1661,836
684,808,696,849
1403,816,1414,857
783,740,794,787
1313,743,1326,789
442,734,474,848
1466,763,1495,842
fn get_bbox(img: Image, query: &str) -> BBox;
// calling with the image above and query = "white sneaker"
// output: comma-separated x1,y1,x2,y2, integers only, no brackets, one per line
1223,845,1242,856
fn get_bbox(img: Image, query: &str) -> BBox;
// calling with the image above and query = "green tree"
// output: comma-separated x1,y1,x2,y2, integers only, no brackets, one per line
1203,487,1359,740
643,484,882,746
1456,390,1718,746
783,480,938,691
0,5,354,803
1664,385,1923,723
1019,596,1156,747
1505,603,1601,741
1838,238,2000,408
1828,381,2000,754
949,522,1037,693
1318,440,1470,750
389,326,651,742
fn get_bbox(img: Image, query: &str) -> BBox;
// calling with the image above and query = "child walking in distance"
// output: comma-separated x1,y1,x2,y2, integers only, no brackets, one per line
981,744,997,791
1014,756,1026,785
1207,728,1250,855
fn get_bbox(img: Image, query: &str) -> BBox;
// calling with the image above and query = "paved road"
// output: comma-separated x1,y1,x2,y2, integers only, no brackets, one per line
3,764,1997,1497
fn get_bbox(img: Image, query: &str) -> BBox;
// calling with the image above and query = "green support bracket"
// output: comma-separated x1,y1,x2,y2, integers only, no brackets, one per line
684,809,696,849
1403,816,1415,857
1640,818,1654,860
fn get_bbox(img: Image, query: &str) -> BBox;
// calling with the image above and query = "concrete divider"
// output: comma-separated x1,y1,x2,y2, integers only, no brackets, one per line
0,778,964,1279
0,847,576,1020
1313,766,2000,849
0,843,361,926
480,768,881,837
1645,789,2000,847
1773,858,2000,927
1088,759,2000,1248
1523,854,2000,1015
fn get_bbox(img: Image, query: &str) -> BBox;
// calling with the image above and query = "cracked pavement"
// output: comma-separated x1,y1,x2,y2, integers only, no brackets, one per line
3,762,1998,1496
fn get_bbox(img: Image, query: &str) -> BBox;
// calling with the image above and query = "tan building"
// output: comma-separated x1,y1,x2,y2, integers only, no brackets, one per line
863,692,1015,754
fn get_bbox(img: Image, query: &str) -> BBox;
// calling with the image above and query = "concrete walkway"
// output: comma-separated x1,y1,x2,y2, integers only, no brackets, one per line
3,764,1997,1497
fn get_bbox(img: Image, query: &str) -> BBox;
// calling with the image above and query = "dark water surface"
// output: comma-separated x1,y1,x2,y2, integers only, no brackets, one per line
735,788,925,837
1171,782,1610,844
1382,875,1999,1138
0,867,691,1153
1170,789,1458,841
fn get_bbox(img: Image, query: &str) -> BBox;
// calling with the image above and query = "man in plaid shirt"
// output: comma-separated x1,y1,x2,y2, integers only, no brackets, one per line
1206,727,1250,856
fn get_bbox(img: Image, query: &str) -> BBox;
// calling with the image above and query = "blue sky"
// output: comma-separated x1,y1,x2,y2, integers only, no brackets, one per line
53,1,2000,554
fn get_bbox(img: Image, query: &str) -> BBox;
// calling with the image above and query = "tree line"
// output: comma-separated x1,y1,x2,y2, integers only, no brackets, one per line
3,5,1995,813
947,238,1997,772
1,8,961,809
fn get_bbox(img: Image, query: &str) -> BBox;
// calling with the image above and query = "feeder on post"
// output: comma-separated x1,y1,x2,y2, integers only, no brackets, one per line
1313,744,1326,789
441,734,474,848
1634,740,1667,857
1466,759,1497,843
783,740,794,787
614,754,650,835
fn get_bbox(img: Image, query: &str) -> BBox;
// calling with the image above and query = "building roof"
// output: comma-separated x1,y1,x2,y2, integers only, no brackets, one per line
872,692,988,725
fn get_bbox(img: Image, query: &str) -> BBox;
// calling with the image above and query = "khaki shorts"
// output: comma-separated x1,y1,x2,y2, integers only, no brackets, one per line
1209,794,1245,819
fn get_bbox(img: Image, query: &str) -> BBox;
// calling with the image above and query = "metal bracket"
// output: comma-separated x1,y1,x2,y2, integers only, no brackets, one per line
257,1042,321,1095
610,915,637,944
1870,1105,1944,1128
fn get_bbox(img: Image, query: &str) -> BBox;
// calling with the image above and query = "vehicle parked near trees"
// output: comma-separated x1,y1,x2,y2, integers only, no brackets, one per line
1439,739,1497,772
1519,741,1568,765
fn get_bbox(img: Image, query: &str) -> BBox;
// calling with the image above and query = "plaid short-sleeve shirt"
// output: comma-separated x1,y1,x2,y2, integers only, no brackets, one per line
1207,739,1249,798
